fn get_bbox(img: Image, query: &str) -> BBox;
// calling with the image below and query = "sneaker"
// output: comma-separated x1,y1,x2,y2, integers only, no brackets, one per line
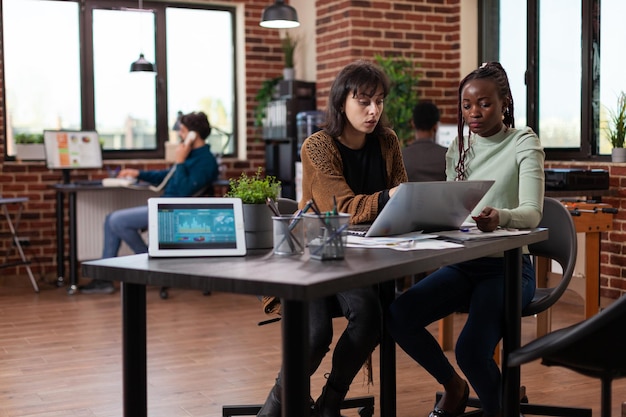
79,279,115,294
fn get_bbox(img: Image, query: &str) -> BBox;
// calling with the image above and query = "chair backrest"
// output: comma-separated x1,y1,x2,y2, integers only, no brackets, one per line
276,197,299,215
510,294,626,369
523,197,578,316
192,182,215,197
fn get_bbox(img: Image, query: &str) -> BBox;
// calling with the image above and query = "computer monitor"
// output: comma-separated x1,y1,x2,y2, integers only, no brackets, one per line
43,130,103,170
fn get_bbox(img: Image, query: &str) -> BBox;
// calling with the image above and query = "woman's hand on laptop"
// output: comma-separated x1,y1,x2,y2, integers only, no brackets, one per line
472,206,499,232
389,185,400,198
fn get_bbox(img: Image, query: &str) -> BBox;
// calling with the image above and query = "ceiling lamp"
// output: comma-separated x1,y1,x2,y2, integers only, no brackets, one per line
130,53,156,73
260,0,300,29
129,0,156,73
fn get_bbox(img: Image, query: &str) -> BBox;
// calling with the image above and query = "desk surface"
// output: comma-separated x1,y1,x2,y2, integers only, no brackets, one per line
83,229,548,301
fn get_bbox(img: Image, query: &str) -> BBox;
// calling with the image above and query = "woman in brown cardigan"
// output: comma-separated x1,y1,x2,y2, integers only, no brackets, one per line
258,60,407,417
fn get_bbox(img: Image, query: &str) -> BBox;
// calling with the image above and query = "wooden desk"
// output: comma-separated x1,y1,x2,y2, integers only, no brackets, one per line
82,229,547,417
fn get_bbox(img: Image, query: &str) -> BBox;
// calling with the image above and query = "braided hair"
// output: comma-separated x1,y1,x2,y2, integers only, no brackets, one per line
455,62,515,180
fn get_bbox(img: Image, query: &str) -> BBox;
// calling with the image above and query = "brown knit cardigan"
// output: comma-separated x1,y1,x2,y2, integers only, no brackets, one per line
299,129,408,224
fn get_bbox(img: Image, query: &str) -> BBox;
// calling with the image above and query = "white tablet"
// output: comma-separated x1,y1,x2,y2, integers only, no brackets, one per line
148,197,246,257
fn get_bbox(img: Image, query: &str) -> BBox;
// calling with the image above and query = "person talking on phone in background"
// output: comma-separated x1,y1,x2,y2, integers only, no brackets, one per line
80,111,219,294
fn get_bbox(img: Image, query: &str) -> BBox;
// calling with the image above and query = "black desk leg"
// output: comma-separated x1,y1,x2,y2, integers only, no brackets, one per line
502,247,522,417
122,282,147,417
380,280,397,417
55,191,65,287
281,299,311,417
68,192,79,294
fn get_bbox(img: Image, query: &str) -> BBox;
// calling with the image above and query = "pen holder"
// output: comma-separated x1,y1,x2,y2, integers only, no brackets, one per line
272,215,305,256
304,213,351,260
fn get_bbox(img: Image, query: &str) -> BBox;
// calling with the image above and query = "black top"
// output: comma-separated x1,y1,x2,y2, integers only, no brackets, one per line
335,136,389,209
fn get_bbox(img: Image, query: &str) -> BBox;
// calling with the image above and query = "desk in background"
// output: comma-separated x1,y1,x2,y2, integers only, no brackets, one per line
49,183,157,294
83,229,547,417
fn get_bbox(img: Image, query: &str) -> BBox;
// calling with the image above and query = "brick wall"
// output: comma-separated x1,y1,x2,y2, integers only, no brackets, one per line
314,0,461,124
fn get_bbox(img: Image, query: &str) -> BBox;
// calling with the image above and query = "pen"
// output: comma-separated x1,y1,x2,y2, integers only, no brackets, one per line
311,223,349,257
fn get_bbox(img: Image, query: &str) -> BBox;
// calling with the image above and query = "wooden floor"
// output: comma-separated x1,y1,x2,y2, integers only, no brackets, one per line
0,278,624,417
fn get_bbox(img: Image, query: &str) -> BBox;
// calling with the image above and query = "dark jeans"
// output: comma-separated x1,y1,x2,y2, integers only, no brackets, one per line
276,285,382,394
387,255,535,415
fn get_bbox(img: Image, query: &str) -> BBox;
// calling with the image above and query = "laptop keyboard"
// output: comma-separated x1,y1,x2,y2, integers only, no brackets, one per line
347,224,370,237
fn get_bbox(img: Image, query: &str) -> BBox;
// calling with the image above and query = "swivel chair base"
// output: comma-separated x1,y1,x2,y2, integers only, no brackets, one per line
436,389,592,417
222,395,374,417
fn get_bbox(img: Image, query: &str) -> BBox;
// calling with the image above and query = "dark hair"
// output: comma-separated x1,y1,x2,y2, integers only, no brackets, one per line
180,111,212,139
412,101,440,131
323,60,391,137
455,62,514,180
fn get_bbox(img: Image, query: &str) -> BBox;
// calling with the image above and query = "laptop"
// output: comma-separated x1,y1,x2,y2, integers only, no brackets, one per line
148,197,247,257
350,180,495,237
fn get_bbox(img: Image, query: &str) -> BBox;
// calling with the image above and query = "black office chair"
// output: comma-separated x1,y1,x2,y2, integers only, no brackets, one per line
446,197,581,416
508,294,626,417
222,198,376,417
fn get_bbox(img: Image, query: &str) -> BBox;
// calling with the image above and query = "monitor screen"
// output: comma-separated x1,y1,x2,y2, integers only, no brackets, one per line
43,130,103,169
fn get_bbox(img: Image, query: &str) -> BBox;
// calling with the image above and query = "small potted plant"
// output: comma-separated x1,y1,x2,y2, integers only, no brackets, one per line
225,167,281,249
606,91,626,162
14,133,45,160
281,32,297,80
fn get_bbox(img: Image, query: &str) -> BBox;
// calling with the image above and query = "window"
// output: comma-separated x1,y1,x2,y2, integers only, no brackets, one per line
599,0,626,155
2,0,81,156
492,0,623,159
2,0,238,160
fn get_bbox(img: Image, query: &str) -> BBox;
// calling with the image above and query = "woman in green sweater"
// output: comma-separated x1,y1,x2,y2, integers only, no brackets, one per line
388,62,545,417
257,60,407,417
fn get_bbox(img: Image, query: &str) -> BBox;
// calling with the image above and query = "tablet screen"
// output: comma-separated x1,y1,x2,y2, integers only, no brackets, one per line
148,197,246,257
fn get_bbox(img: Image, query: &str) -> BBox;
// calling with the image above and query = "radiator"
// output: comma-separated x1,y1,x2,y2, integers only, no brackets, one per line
76,189,157,261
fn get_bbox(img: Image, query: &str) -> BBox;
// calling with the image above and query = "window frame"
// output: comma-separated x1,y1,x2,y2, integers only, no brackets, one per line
482,0,603,161
2,0,239,161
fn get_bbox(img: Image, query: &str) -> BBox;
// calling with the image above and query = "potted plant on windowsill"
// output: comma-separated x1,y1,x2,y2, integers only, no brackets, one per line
606,91,626,162
225,167,281,249
14,133,45,161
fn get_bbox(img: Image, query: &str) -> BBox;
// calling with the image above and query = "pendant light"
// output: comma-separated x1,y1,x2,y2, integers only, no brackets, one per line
260,0,300,29
129,0,156,73
130,53,156,73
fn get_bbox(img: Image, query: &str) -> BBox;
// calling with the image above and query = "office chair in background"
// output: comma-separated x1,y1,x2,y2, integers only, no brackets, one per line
222,198,376,417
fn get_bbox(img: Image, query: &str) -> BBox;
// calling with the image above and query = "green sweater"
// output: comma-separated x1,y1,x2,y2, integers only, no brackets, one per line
446,126,545,228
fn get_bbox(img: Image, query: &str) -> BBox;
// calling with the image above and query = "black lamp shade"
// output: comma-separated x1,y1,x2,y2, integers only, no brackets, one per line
130,53,156,73
260,0,300,29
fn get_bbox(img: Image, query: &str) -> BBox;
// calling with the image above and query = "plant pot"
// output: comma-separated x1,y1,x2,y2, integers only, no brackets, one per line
243,203,274,249
283,67,295,81
15,144,45,161
612,148,626,162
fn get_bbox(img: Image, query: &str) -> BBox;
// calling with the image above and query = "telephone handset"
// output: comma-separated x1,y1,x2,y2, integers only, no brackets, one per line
184,131,197,147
